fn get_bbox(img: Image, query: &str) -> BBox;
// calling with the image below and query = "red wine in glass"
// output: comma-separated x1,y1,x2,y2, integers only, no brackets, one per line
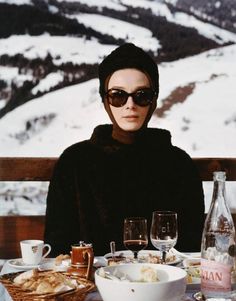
123,217,148,259
124,239,148,253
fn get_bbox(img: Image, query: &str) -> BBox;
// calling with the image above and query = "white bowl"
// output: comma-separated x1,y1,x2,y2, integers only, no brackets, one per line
95,263,187,301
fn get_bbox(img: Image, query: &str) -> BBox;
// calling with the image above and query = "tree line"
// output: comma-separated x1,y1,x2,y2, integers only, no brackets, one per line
0,1,225,118
0,53,98,118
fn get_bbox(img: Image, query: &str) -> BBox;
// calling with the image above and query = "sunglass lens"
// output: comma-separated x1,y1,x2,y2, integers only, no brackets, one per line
133,89,154,106
107,90,127,107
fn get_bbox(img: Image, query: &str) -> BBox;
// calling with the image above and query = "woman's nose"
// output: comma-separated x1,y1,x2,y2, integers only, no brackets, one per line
125,96,136,108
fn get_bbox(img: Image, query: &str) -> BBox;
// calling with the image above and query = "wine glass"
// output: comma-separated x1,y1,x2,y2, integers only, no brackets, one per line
123,217,148,260
150,211,178,263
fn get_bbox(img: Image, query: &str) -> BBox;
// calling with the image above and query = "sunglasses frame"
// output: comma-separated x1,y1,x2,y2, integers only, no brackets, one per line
105,88,157,107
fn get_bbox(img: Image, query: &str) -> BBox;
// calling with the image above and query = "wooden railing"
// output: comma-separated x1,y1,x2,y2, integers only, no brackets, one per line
0,157,56,181
0,157,236,258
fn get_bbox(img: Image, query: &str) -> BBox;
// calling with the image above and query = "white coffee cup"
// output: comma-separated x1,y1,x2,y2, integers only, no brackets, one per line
20,240,51,265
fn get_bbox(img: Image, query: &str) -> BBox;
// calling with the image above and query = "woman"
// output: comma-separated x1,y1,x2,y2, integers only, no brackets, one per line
44,43,205,256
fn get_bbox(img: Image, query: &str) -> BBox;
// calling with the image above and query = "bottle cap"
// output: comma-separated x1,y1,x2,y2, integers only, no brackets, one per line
213,171,226,181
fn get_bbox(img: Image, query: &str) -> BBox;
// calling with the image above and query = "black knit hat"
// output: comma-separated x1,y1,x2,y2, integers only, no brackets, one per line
98,43,159,99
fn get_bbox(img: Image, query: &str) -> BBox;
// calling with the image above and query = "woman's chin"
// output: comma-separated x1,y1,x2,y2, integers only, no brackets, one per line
118,119,145,132
120,124,143,132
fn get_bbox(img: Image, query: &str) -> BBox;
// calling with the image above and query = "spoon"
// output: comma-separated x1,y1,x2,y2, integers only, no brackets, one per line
106,271,131,282
170,248,201,259
98,267,130,282
110,241,116,259
104,271,122,281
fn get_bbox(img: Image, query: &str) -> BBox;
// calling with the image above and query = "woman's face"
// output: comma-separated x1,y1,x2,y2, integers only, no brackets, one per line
107,68,151,132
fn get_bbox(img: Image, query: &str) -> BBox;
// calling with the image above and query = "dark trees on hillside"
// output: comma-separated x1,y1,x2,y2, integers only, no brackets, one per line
0,3,124,45
171,0,236,34
101,6,219,61
0,2,225,118
0,53,99,118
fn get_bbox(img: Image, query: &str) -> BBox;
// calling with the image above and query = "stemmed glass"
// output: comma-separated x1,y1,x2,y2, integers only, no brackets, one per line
123,217,148,260
150,211,178,263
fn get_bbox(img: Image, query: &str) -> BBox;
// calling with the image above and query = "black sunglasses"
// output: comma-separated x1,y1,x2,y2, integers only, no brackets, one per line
105,88,157,107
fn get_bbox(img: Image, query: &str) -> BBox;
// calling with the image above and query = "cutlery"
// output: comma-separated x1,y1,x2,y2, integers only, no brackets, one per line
98,267,131,282
170,248,201,259
110,241,116,259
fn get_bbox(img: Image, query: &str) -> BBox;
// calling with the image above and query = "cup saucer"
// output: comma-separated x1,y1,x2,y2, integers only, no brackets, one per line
7,258,53,270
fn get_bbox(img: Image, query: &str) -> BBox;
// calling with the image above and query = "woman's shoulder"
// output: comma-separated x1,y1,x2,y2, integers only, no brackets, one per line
63,139,91,155
147,128,196,168
54,139,92,168
169,145,199,177
146,128,191,159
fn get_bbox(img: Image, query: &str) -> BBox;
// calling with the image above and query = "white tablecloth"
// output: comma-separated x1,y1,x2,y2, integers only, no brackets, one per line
0,257,200,301
0,257,106,301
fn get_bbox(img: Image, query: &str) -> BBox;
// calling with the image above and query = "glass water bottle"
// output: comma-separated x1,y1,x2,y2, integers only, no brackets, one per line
201,171,236,299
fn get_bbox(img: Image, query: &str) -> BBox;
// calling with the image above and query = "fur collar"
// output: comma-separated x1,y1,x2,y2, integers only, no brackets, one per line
89,124,172,151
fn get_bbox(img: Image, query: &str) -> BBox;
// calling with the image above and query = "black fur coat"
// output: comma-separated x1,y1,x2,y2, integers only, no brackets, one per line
44,124,205,256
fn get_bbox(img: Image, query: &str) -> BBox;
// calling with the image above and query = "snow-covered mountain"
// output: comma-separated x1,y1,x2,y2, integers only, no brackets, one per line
0,42,235,157
0,44,236,215
1,0,236,117
167,0,236,34
0,0,236,215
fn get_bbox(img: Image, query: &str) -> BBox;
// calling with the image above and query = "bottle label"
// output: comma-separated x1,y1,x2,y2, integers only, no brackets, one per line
201,258,231,292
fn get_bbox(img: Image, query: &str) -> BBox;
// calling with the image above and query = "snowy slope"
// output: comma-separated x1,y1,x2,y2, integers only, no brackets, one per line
0,35,116,65
72,13,160,53
118,0,236,44
0,44,236,213
0,44,235,158
151,45,236,157
0,0,236,215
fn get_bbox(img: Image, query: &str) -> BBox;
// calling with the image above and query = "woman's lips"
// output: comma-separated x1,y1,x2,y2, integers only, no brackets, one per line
123,115,139,120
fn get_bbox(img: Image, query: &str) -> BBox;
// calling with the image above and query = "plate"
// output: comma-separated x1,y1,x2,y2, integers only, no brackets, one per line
7,258,54,270
183,258,201,284
8,257,98,271
192,287,236,301
39,258,70,271
39,257,98,271
104,250,181,265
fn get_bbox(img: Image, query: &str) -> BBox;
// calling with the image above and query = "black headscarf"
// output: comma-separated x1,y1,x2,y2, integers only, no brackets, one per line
98,43,159,144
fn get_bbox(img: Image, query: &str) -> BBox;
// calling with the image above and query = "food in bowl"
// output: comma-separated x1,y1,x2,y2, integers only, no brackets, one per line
185,266,201,284
98,265,159,282
139,266,160,282
107,255,126,266
183,258,201,284
95,263,187,301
